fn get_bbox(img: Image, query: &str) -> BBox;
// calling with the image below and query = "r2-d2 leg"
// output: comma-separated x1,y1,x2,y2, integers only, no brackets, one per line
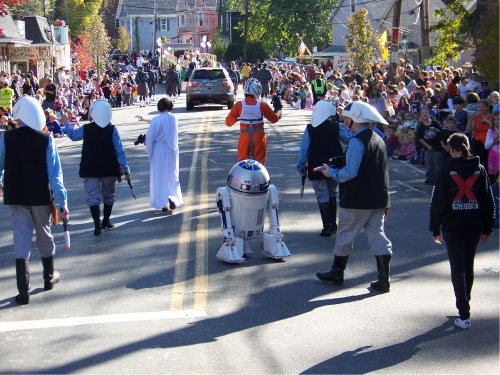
262,184,291,260
215,187,246,263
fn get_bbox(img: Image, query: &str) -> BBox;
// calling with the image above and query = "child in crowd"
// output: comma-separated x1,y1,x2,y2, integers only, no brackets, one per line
394,134,417,161
115,80,122,108
403,113,418,131
65,109,80,129
53,95,64,112
485,110,499,179
305,83,313,110
453,96,468,132
440,116,458,164
0,115,8,130
298,85,306,109
385,126,401,156
46,113,64,138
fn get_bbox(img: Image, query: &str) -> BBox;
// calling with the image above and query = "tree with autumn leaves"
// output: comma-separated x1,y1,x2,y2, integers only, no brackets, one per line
344,8,383,77
73,14,111,75
426,0,499,86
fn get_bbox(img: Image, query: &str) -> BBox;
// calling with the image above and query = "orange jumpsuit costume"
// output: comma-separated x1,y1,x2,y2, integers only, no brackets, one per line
226,96,280,165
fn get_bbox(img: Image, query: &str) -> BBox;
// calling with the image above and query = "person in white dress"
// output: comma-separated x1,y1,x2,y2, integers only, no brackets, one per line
144,98,183,211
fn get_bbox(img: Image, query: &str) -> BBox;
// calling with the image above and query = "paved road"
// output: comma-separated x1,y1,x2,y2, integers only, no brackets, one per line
0,88,498,374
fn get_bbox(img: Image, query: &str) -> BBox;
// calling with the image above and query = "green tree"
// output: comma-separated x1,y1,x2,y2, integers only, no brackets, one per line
425,0,499,87
227,0,338,59
60,0,101,38
81,14,111,74
472,1,499,87
344,8,383,76
424,0,473,68
116,26,130,52
225,42,243,62
8,0,45,18
211,28,227,61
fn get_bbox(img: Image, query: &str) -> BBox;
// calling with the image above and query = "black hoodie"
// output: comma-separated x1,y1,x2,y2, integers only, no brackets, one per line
430,156,495,236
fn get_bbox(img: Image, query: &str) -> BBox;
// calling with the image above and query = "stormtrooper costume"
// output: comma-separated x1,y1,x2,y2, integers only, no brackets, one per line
0,96,68,304
316,101,393,293
297,100,353,236
65,100,131,235
215,159,291,263
225,78,280,165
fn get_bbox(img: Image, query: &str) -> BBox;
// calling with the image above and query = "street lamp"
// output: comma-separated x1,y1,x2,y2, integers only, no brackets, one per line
206,41,211,53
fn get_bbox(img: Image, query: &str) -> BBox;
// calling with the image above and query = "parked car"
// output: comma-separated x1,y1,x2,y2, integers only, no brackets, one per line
186,67,234,110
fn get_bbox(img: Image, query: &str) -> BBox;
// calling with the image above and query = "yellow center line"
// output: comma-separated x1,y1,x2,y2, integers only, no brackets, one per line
194,112,212,310
170,113,207,311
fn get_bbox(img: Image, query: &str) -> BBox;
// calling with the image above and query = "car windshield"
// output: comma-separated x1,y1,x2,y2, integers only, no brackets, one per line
192,70,226,80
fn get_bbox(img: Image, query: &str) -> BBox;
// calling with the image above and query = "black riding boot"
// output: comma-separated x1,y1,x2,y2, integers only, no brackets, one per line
42,256,60,290
90,205,101,235
329,199,337,234
15,258,30,305
370,255,391,293
101,204,115,229
318,202,332,237
316,255,349,284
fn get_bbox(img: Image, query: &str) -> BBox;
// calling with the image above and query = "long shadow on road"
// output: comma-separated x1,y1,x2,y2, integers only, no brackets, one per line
35,279,381,374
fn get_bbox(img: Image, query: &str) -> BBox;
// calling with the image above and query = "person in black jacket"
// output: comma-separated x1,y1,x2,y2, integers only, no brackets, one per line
297,100,352,236
316,101,392,293
430,133,495,330
64,100,131,235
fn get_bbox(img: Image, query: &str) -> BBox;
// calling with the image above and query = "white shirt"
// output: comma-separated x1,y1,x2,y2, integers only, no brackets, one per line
458,83,468,98
136,57,144,68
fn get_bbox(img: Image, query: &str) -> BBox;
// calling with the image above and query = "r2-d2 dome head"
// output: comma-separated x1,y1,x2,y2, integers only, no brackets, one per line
227,159,270,195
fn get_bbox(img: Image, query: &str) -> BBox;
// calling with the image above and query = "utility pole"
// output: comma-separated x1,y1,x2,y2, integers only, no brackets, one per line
65,0,69,26
153,0,158,60
243,0,249,63
420,0,431,61
388,0,402,84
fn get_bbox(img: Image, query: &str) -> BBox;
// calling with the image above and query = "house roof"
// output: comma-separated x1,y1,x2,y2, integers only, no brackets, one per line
24,16,53,44
118,0,178,18
329,0,448,31
319,45,349,54
0,13,32,45
117,0,218,18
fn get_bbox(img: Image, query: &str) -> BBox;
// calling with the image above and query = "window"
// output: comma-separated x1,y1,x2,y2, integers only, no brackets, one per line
220,15,223,30
115,18,120,28
192,69,226,80
197,12,204,27
160,19,167,31
350,0,355,13
226,14,230,30
179,14,185,27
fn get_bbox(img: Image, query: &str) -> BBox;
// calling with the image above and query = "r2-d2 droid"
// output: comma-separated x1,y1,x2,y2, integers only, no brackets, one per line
216,159,291,263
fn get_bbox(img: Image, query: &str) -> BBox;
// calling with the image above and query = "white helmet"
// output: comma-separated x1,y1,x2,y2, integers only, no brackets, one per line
311,100,335,127
244,78,262,98
89,100,112,128
12,96,45,131
342,101,388,125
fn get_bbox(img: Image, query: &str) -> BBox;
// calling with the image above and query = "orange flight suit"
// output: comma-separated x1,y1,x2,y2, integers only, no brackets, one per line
225,96,280,165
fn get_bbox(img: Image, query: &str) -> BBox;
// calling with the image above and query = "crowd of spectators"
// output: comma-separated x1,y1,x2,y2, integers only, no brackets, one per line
231,59,498,186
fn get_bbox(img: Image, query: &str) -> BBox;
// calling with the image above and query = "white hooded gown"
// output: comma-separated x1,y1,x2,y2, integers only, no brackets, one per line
146,112,183,209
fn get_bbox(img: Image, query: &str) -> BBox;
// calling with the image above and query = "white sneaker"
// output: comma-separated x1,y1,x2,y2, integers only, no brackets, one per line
454,318,471,329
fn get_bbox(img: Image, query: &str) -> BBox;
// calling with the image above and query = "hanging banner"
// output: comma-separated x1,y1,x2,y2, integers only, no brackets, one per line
391,27,400,46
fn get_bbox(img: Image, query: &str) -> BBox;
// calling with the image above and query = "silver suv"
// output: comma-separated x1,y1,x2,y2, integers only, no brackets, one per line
186,67,234,110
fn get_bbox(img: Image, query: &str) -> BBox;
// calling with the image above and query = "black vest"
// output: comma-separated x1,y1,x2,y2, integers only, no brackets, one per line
339,128,389,209
79,122,120,178
3,127,52,206
307,120,344,180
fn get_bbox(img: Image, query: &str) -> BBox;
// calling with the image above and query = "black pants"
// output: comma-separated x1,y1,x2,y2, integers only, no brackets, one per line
443,231,481,320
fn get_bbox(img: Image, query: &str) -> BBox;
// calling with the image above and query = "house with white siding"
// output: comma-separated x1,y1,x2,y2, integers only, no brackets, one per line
116,0,179,53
